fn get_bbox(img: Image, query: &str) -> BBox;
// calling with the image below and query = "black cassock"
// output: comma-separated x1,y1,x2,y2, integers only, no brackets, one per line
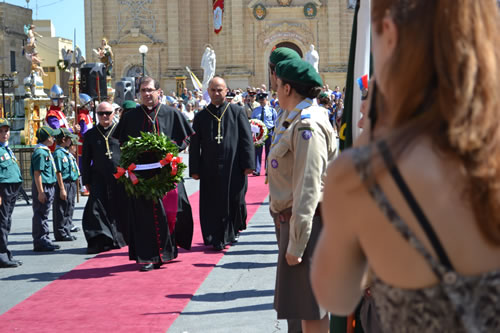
189,102,255,248
81,124,127,253
115,103,194,264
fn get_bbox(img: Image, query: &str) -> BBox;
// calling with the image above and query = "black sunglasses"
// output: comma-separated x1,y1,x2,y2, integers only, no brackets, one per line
97,111,113,116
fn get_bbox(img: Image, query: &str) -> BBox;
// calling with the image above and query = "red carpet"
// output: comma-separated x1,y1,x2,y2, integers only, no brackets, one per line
0,176,269,332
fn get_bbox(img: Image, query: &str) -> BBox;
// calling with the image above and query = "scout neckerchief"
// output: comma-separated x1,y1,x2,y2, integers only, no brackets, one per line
206,102,231,144
141,103,161,135
35,143,57,171
0,141,17,162
95,122,118,160
55,146,80,177
270,98,313,151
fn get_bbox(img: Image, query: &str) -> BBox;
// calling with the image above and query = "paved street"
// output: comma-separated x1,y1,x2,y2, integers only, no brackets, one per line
0,154,287,332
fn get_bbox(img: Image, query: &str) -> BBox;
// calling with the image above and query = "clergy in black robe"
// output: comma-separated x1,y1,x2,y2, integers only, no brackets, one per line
189,76,255,251
114,76,194,271
81,102,127,254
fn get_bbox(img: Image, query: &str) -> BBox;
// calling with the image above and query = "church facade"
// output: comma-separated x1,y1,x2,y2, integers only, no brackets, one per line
84,0,354,93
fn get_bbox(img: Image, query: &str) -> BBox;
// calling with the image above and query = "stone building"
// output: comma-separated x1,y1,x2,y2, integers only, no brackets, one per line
34,20,73,91
85,0,353,93
0,3,32,83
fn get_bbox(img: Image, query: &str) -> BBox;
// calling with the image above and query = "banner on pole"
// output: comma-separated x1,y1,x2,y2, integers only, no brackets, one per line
213,0,224,34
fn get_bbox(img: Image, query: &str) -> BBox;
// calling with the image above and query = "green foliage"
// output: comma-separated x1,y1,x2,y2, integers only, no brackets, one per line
117,132,186,201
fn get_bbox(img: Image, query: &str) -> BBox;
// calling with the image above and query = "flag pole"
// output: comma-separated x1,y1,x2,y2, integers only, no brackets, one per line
73,28,81,203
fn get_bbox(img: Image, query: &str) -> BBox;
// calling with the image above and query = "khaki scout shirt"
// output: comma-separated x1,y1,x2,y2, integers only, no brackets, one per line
268,104,337,257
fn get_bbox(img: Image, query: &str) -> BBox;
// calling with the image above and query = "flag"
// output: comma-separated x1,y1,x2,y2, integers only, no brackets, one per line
213,0,224,34
339,0,371,150
185,66,203,92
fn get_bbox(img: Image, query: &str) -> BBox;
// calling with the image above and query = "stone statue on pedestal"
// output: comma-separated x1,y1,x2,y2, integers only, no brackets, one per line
201,47,216,90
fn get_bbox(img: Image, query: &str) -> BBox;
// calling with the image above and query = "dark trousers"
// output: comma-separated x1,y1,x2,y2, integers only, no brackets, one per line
0,183,21,263
53,180,76,240
32,182,55,247
254,134,272,174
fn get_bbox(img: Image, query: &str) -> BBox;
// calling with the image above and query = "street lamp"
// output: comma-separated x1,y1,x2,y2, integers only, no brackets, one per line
139,45,148,77
0,74,15,118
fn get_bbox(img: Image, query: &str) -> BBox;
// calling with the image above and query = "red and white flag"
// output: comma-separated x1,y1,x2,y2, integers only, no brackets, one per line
213,0,224,34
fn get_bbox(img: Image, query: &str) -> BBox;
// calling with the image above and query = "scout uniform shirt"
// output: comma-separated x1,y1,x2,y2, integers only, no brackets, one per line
53,146,79,181
30,144,57,184
268,102,337,258
0,143,22,183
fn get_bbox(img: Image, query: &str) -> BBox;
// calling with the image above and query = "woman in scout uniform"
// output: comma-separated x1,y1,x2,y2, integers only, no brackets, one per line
52,128,80,242
0,119,24,268
31,126,61,252
268,59,337,332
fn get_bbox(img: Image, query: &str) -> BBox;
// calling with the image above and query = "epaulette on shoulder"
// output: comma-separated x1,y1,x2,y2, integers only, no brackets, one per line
300,109,311,120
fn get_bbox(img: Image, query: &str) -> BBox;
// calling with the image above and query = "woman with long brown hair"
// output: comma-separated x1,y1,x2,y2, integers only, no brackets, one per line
311,0,500,331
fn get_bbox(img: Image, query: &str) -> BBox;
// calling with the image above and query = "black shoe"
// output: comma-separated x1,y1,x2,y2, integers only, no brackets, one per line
140,263,154,272
34,245,57,252
252,171,260,176
86,247,100,254
213,243,225,251
0,260,20,268
55,235,77,241
153,263,162,269
50,243,61,249
70,226,80,232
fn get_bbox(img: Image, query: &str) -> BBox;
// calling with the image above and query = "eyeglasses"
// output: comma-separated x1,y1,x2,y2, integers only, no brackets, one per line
140,88,157,93
97,111,113,116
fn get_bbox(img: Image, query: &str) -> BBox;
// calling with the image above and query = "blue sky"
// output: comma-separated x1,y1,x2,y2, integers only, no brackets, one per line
3,0,85,54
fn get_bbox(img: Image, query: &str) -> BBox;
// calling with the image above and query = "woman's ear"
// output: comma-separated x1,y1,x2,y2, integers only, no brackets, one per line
382,16,398,58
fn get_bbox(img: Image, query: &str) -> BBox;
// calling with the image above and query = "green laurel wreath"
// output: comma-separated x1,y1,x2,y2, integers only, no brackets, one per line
117,132,186,201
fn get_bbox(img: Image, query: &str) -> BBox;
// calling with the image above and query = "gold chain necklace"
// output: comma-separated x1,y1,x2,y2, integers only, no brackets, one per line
141,105,161,135
206,103,230,144
96,122,118,159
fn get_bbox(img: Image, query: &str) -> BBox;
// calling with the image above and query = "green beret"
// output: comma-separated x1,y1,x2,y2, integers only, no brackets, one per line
36,126,60,143
56,127,72,139
269,47,301,66
122,100,137,109
275,59,323,87
70,135,82,146
0,118,10,128
318,92,329,99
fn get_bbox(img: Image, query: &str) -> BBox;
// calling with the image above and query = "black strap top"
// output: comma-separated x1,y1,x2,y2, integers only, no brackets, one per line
352,142,500,333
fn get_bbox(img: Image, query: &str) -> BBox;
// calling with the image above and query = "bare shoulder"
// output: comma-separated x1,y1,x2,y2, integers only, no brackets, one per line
323,147,370,229
326,147,365,191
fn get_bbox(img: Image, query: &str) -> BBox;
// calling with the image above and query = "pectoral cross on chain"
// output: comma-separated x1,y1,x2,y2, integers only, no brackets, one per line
206,103,230,145
105,148,113,159
215,132,223,144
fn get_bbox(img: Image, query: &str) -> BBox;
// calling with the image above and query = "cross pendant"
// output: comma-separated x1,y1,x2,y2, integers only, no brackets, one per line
215,120,223,144
104,140,112,159
215,134,223,144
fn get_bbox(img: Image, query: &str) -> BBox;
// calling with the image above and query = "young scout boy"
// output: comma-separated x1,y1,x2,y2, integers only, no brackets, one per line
31,126,61,252
52,128,80,242
0,118,24,268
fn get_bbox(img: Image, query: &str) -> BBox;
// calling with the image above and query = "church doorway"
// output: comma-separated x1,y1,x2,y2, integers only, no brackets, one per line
274,41,303,58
